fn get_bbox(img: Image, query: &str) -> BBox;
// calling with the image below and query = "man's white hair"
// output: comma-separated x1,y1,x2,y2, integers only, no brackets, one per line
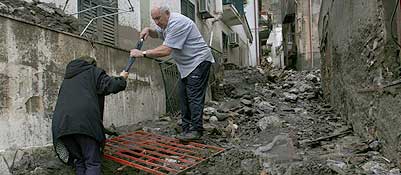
159,5,170,13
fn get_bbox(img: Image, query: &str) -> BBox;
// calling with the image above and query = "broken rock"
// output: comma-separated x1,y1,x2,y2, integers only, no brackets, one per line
224,118,238,138
237,106,254,116
362,161,388,175
36,3,55,14
389,168,400,175
283,92,298,102
305,73,320,83
298,83,312,93
289,88,299,94
369,140,381,151
257,115,283,130
204,107,217,115
254,134,299,161
215,112,229,121
218,99,241,113
203,115,211,121
256,101,275,113
326,160,347,174
209,116,218,123
240,99,253,107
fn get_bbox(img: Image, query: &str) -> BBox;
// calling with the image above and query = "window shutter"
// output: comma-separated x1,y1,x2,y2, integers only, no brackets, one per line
78,0,117,46
188,1,195,21
181,0,195,21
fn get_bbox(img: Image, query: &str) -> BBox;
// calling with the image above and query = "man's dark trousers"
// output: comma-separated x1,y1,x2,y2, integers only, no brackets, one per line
60,134,102,175
179,61,212,133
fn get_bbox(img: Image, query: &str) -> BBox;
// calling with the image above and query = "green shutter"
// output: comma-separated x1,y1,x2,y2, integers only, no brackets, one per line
188,1,195,21
181,0,195,21
181,0,187,17
78,0,117,46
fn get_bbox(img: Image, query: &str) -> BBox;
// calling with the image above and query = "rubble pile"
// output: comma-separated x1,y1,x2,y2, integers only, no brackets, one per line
10,65,400,174
0,0,79,34
182,66,399,175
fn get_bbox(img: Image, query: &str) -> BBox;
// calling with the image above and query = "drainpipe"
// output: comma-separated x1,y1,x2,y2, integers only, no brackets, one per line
254,0,259,65
308,0,313,69
397,0,401,46
209,12,223,47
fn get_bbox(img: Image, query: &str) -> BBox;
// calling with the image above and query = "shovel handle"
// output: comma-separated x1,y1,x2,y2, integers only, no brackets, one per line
124,38,144,72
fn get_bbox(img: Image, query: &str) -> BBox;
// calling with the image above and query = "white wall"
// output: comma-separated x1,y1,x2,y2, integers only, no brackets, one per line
118,0,141,30
267,24,284,68
150,0,181,12
244,0,259,66
22,0,140,30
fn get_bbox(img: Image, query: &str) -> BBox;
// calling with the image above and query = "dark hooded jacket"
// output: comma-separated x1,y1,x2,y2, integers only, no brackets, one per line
52,59,127,143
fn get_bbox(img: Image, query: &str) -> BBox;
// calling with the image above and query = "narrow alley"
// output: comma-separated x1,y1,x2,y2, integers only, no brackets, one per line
0,0,401,175
11,65,400,175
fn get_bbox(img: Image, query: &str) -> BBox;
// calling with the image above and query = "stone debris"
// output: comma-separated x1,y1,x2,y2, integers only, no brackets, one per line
0,0,79,34
11,66,397,174
257,115,283,130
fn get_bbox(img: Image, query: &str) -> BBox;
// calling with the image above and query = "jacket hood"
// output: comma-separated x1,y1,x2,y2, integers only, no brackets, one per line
64,59,95,79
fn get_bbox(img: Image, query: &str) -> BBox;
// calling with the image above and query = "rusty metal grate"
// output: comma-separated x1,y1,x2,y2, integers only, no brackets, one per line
103,131,225,175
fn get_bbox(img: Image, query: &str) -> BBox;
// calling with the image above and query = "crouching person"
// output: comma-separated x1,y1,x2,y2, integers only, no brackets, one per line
52,56,128,175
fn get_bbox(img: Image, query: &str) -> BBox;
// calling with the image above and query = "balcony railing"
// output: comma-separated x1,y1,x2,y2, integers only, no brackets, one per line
223,0,244,15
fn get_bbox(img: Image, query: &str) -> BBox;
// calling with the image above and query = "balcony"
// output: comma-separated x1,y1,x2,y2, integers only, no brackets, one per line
223,0,245,15
259,15,272,41
221,0,252,43
222,0,244,26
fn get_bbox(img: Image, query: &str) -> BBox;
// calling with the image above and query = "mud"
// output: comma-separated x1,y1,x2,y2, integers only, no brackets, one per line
9,66,400,175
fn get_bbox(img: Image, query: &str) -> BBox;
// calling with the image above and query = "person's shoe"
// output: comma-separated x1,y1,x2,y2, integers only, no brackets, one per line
177,131,203,141
175,132,188,140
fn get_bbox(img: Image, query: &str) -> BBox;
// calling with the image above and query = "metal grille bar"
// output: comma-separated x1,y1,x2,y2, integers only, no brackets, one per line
103,131,225,175
159,62,180,114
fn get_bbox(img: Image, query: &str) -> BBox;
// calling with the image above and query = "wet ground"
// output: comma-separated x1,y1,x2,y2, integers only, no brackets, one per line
11,65,400,175
1,1,400,175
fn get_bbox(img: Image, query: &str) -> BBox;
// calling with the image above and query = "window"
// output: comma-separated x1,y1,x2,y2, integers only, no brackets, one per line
78,0,118,46
181,0,195,21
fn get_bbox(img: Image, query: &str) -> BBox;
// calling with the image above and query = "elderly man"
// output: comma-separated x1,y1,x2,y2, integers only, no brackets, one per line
130,6,214,141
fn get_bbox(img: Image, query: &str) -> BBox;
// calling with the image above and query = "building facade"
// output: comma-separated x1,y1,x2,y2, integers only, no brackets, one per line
281,0,321,70
33,0,254,66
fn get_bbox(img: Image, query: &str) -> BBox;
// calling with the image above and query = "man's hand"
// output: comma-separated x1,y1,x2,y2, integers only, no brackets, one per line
120,71,129,79
140,27,150,40
130,49,144,58
140,27,158,40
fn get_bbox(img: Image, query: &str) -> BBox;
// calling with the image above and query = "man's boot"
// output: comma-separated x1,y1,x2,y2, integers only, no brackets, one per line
177,131,202,141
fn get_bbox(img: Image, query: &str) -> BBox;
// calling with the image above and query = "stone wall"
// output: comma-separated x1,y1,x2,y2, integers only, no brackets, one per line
319,0,401,166
0,14,166,152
